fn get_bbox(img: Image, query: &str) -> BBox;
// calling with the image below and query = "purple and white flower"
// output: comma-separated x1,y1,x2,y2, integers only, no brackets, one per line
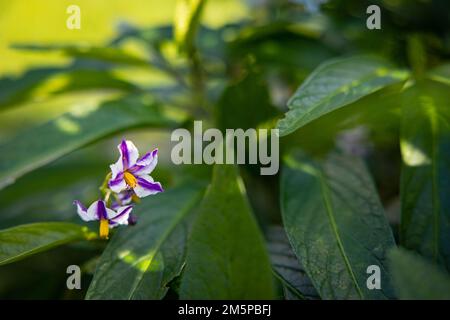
108,140,163,198
73,199,133,239
111,190,134,211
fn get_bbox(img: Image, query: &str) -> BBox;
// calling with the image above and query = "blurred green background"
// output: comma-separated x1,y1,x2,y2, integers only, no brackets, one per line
1,0,449,299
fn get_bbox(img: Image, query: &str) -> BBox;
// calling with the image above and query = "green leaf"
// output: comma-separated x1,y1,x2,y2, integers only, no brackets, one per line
0,95,176,189
267,226,319,300
399,80,450,270
86,184,205,299
229,23,335,75
281,151,396,299
174,0,206,53
428,63,450,86
0,67,138,111
216,71,280,131
0,222,96,266
0,67,60,109
13,44,150,66
389,248,450,299
277,56,409,136
180,165,275,299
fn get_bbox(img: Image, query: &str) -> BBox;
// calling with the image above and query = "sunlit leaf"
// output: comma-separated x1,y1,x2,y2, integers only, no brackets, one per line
13,44,150,66
50,70,138,94
281,151,396,299
217,71,280,130
389,248,450,299
0,222,96,266
86,184,205,299
0,66,139,112
180,164,275,299
400,80,450,270
0,67,60,109
277,56,409,136
174,0,206,53
0,95,177,189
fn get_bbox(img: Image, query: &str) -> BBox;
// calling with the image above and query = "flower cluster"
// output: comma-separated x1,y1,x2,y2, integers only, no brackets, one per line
73,140,163,239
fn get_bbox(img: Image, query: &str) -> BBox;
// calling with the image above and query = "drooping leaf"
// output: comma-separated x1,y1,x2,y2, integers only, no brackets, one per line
399,80,450,271
50,70,138,94
0,95,177,189
280,83,404,157
13,44,150,66
86,184,205,299
389,248,450,299
229,23,335,75
180,164,275,299
111,24,173,48
0,67,60,109
267,226,319,300
0,222,96,266
174,0,206,53
281,151,396,299
277,56,409,136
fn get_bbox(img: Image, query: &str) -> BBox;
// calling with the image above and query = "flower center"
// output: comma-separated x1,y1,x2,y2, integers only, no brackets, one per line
99,219,109,239
123,171,137,188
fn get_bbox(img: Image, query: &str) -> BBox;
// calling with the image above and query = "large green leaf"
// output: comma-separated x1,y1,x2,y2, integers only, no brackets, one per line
277,56,409,136
86,184,205,299
281,151,396,299
389,248,450,299
399,80,450,271
0,222,96,266
267,226,319,300
180,165,275,299
0,95,176,189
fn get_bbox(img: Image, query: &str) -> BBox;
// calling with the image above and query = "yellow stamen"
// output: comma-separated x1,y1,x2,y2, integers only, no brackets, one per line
124,171,137,188
99,219,109,239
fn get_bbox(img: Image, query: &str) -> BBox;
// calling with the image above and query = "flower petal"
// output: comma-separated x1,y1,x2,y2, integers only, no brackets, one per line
73,200,96,222
119,140,139,169
129,148,158,176
110,157,123,180
87,200,109,220
109,205,133,226
118,190,133,205
133,175,163,198
108,173,127,193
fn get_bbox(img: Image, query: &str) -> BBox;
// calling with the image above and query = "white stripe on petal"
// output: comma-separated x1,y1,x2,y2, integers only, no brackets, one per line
119,140,139,169
134,175,163,198
84,201,103,221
